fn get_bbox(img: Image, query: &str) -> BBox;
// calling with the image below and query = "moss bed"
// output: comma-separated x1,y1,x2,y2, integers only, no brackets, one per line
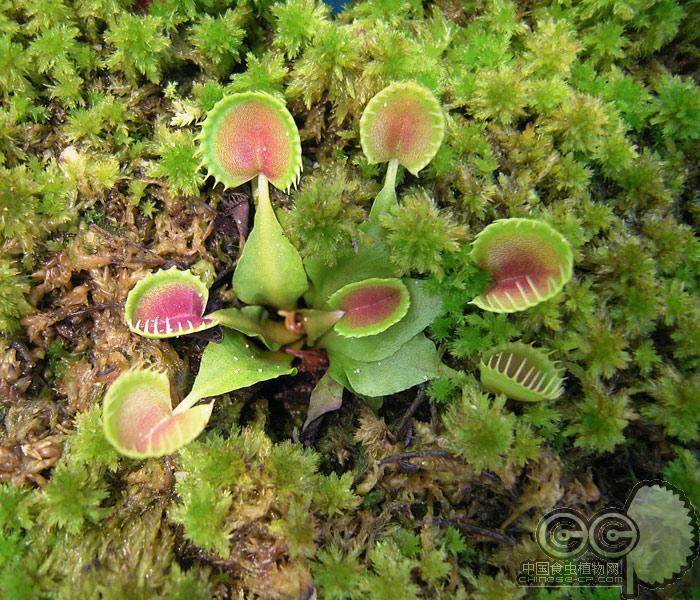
0,0,699,598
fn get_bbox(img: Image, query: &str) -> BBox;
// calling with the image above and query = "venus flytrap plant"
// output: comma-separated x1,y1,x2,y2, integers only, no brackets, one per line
104,83,577,459
102,85,449,456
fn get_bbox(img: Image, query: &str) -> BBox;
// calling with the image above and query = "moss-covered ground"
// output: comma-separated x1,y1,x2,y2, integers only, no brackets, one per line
0,0,699,598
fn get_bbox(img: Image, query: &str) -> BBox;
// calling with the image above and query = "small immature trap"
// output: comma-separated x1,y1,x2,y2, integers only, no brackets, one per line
326,277,410,338
479,342,564,402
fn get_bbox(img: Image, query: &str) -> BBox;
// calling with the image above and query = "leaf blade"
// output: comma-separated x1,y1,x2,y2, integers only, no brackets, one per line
182,330,297,408
330,333,441,397
231,175,309,309
209,305,302,350
303,371,345,431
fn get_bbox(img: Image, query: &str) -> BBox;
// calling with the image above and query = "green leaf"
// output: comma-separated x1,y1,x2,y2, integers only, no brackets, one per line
231,174,309,309
325,350,383,410
303,371,345,431
470,218,573,313
327,353,351,388
182,330,296,409
322,279,443,361
297,308,345,345
329,333,441,397
326,277,410,338
103,369,213,459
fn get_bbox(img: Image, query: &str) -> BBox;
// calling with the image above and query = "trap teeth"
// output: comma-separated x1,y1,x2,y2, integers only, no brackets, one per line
479,342,564,402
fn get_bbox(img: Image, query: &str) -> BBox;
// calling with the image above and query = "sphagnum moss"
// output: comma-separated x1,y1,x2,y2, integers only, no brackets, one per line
1,0,699,598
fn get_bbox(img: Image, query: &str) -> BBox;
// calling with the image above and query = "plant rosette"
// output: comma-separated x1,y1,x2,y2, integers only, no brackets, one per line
104,85,575,459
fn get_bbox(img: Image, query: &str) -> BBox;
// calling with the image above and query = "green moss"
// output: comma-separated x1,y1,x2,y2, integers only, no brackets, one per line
286,165,365,266
0,259,31,333
287,22,364,122
468,572,525,600
272,0,330,59
419,546,450,583
269,439,319,497
105,14,171,83
380,190,466,278
643,368,700,442
272,496,317,558
67,404,121,473
363,541,419,600
313,471,360,516
170,481,233,557
0,485,32,533
663,448,700,518
313,543,364,600
564,369,633,453
228,51,289,95
189,9,245,76
149,128,203,197
652,74,700,143
442,385,516,472
41,462,111,534
471,66,527,125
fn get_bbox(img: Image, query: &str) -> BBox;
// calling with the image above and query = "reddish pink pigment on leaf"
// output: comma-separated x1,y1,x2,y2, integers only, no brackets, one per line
215,101,290,183
114,389,170,453
370,98,433,165
482,234,560,306
132,282,210,335
146,411,195,451
337,285,403,329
